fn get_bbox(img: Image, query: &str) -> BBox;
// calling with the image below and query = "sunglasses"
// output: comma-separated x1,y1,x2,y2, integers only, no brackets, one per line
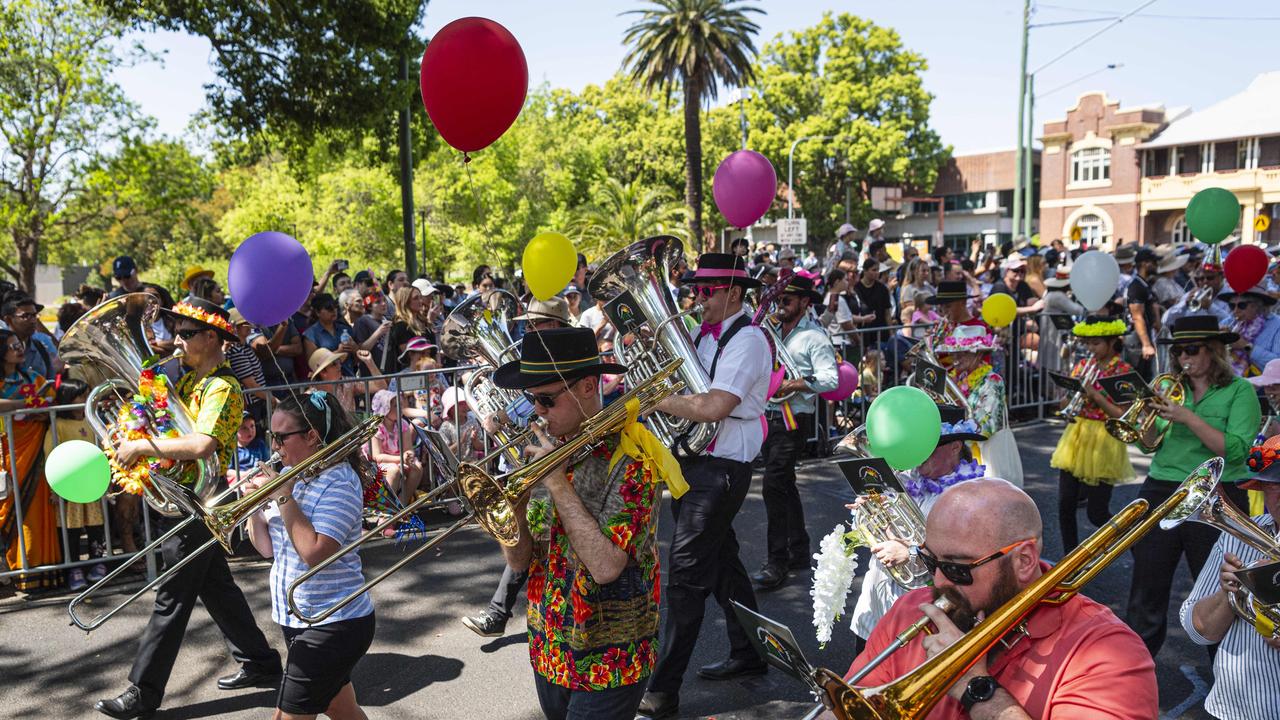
175,328,207,340
1230,301,1254,310
917,539,1034,585
693,284,732,299
1170,343,1204,357
11,311,37,320
522,377,583,409
267,428,308,446
5,343,22,352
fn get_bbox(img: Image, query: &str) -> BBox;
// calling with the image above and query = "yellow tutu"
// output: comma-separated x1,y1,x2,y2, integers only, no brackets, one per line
1050,418,1133,486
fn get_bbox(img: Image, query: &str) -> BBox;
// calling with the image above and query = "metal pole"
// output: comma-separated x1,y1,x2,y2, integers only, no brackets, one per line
739,92,748,150
1012,0,1030,241
1024,73,1036,241
419,210,428,279
397,54,418,278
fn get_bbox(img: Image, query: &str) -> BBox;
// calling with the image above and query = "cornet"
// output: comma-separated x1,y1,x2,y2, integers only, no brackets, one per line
1105,370,1185,452
1060,357,1099,423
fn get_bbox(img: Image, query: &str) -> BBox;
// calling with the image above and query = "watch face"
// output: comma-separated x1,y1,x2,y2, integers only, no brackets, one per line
967,675,997,701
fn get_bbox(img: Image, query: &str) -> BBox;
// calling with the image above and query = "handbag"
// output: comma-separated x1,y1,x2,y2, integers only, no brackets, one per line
978,407,1023,488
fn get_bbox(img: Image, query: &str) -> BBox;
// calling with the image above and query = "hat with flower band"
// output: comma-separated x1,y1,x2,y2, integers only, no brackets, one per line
159,298,237,342
935,323,999,354
1072,316,1127,338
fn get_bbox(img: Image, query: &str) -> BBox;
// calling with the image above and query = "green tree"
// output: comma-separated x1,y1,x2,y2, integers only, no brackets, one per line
622,0,762,248
0,0,147,291
570,176,688,258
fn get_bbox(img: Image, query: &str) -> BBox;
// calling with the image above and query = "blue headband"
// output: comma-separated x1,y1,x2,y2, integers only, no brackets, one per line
308,391,332,438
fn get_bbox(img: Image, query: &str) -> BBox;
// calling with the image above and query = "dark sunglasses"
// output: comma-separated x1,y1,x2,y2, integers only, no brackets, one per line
175,328,207,340
1170,343,1204,357
693,284,731,299
1230,301,1254,310
917,539,1033,585
267,429,308,446
522,377,583,409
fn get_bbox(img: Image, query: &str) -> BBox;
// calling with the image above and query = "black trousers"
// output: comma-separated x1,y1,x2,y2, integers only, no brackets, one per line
1124,476,1249,657
647,455,758,696
129,517,280,709
1056,470,1115,552
488,564,529,619
761,412,814,568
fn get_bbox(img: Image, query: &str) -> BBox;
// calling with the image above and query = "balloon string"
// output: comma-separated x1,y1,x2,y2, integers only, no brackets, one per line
463,157,488,227
528,329,593,427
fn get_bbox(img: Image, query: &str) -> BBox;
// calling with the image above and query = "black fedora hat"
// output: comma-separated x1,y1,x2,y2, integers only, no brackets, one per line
925,280,974,305
1157,314,1239,345
686,252,762,289
492,327,628,390
777,274,824,305
938,403,986,444
159,297,238,342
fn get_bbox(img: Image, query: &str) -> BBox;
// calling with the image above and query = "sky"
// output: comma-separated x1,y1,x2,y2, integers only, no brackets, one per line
112,1,1280,155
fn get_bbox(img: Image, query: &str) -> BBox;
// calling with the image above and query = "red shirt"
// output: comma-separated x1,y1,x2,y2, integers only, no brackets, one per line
845,580,1157,719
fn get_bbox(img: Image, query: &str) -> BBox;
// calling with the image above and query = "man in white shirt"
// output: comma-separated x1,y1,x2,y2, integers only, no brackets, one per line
638,253,773,720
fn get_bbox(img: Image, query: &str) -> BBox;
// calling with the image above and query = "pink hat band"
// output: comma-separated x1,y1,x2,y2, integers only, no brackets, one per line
693,268,749,280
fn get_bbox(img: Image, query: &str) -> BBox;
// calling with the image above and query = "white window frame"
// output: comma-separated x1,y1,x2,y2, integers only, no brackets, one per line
1201,142,1215,173
1070,147,1111,186
1171,216,1193,245
1076,213,1109,248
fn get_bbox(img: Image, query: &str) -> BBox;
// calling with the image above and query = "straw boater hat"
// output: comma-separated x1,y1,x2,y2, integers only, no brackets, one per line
925,280,975,305
514,297,572,326
1157,253,1189,274
935,324,1000,354
685,252,763,289
1072,315,1127,338
1044,267,1071,289
937,403,986,444
1157,315,1239,346
179,265,214,292
307,347,347,378
777,274,824,305
492,326,627,390
1217,284,1278,307
159,297,237,342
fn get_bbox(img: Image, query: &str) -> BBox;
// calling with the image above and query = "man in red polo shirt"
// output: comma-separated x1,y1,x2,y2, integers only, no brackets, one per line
844,479,1156,719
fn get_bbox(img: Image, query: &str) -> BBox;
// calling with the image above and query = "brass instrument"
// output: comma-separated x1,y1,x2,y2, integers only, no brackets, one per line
588,236,719,454
812,458,1220,719
1161,458,1280,638
1188,285,1215,313
440,290,525,466
285,358,687,625
751,269,809,404
904,337,968,411
1059,357,1099,423
1105,370,1185,452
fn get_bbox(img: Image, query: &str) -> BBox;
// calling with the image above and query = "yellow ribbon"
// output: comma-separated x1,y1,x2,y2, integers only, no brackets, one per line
609,397,688,498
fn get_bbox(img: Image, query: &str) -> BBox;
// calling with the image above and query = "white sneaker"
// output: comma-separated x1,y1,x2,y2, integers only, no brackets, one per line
68,569,87,591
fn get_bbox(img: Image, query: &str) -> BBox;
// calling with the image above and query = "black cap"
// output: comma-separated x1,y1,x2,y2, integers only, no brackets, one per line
113,256,137,279
1,294,43,316
353,269,374,284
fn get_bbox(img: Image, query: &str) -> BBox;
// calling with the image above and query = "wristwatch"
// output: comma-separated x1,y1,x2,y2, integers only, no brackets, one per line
275,494,292,508
961,675,999,712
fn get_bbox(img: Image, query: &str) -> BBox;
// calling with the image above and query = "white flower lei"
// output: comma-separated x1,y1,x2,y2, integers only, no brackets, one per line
811,518,864,647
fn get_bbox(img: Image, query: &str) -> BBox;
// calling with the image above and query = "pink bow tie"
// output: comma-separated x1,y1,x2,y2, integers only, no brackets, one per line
700,321,723,340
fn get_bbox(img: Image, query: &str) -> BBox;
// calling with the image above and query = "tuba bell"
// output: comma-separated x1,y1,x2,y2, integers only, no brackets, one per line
440,289,525,466
58,293,220,516
904,336,969,411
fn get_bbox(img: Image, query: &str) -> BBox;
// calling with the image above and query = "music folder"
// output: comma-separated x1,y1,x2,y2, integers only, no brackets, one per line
1047,371,1084,394
912,358,948,399
1235,559,1280,606
1047,313,1077,331
731,601,816,685
1097,372,1152,404
835,456,904,496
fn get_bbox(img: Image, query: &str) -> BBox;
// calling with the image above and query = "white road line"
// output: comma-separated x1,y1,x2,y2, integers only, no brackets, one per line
1161,664,1209,720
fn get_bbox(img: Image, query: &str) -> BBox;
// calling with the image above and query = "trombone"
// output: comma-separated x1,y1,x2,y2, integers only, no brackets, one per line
285,357,686,625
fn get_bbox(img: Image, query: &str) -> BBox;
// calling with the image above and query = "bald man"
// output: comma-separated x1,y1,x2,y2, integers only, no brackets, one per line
843,480,1157,719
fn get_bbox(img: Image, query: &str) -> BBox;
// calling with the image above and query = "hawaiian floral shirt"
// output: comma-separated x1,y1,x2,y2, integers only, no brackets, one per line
1072,355,1133,422
526,435,660,690
175,361,243,473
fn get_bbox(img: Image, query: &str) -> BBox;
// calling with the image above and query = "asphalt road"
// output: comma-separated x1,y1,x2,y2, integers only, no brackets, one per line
0,420,1216,719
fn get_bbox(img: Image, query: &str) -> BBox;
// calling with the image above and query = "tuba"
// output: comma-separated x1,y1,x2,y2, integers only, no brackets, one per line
58,293,220,516
1105,370,1185,452
904,336,968,411
440,289,525,466
588,235,719,454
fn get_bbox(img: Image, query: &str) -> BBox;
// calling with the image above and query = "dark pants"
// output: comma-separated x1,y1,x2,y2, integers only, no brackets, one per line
647,455,758,696
129,517,280,709
1056,470,1115,552
761,412,814,569
1124,476,1249,657
488,564,529,619
1123,332,1154,381
534,673,647,720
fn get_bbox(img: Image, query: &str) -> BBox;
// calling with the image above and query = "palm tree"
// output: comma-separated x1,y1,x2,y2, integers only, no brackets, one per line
622,0,761,249
570,177,688,258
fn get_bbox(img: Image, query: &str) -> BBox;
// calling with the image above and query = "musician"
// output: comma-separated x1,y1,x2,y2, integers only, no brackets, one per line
1219,284,1280,376
639,253,772,720
1180,459,1280,720
95,298,281,720
934,325,1004,439
845,479,1157,719
489,327,676,720
1049,317,1134,551
241,391,375,720
752,274,839,590
1161,261,1233,329
1125,315,1261,657
923,280,987,345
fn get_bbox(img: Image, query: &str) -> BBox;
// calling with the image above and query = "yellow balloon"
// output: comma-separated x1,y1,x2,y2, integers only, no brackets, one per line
522,232,577,301
981,292,1017,329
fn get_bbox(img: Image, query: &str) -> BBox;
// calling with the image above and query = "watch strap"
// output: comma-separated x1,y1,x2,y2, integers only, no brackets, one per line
961,675,998,712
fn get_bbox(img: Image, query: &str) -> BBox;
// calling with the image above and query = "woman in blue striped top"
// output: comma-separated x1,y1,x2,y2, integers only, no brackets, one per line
245,391,375,720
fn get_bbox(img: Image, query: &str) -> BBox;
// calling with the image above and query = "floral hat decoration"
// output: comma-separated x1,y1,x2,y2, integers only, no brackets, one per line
159,297,237,342
1072,315,1127,338
935,323,999,354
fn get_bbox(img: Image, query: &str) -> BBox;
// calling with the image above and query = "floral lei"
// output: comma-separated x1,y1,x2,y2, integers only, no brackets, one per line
105,368,179,495
957,363,994,396
902,459,986,500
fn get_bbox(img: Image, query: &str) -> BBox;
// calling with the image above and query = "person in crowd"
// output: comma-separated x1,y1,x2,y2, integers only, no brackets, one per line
307,347,384,413
76,284,106,311
897,257,936,325
577,295,614,343
1023,254,1048,299
352,269,378,298
95,298,282,720
108,255,143,298
1114,242,1137,296
639,253,771,720
178,266,214,302
1219,284,1280,376
470,265,495,298
573,252,594,307
383,269,410,315
844,480,1158,719
730,237,750,262
925,281,987,343
936,325,1005,439
243,391,376,720
777,246,797,271
46,379,107,591
331,272,353,295
1124,247,1161,379
1125,315,1261,657
303,293,357,377
352,291,393,376
438,386,484,464
396,338,445,430
1049,317,1134,551
140,284,177,361
1162,261,1233,329
863,218,886,250
1039,270,1085,375
55,301,86,342
386,285,433,373
803,249,820,272
989,256,1041,316
248,318,303,389
3,294,60,380
1153,253,1190,307
225,309,266,419
752,275,839,591
338,288,365,329
188,276,227,308
562,285,583,323
226,412,271,485
1044,237,1066,269
368,389,422,509
828,223,858,267
819,269,858,357
853,258,894,376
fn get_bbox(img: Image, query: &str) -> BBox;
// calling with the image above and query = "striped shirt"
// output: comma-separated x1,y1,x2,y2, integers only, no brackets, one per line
268,463,373,627
226,343,266,388
1179,515,1280,720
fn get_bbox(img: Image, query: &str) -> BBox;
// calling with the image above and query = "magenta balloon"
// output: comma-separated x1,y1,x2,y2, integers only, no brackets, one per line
820,360,859,402
713,150,778,228
227,232,314,327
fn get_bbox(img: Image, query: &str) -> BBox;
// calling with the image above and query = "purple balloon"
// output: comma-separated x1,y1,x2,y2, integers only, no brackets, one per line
713,150,778,228
227,232,313,327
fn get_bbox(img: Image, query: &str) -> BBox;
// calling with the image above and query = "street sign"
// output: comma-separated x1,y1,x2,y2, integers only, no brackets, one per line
1255,214,1270,233
1070,226,1081,242
776,218,807,245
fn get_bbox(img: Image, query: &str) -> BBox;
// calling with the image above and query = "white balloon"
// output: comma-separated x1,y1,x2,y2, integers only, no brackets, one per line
1069,250,1120,311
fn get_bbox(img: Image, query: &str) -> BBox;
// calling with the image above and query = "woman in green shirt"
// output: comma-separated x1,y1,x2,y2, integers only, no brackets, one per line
1124,315,1259,657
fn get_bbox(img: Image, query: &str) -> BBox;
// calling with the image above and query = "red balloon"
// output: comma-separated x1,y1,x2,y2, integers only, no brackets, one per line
420,17,528,153
1224,244,1268,293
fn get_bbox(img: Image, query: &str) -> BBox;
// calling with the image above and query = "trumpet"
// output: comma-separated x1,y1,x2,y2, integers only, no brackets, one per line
1105,370,1185,452
1059,357,1099,423
1188,285,1215,313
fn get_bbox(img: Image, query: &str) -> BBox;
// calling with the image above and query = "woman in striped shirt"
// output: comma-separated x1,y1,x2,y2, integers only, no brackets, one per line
244,391,375,720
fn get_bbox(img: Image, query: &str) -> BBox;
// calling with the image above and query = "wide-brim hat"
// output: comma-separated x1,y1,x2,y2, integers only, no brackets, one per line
159,298,237,342
1157,315,1239,345
1072,315,1127,338
179,265,214,292
1157,254,1189,274
308,347,347,378
937,403,986,444
1217,284,1277,307
492,327,628,390
1248,359,1280,388
936,323,999,354
687,252,762,289
925,281,974,305
514,297,572,326
1113,243,1137,264
777,274,824,305
1044,275,1071,289
399,337,437,361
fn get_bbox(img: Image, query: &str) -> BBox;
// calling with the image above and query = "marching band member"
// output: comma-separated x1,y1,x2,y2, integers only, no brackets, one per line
639,253,772,720
1049,317,1134,551
96,298,281,720
1126,316,1261,657
488,327,675,720
934,325,1004,438
243,391,376,720
1161,261,1233,329
1219,283,1280,376
753,274,839,591
923,280,987,346
845,480,1157,720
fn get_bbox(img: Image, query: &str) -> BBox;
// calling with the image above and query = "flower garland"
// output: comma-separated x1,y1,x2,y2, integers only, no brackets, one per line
172,301,234,336
1071,318,1126,337
105,368,179,496
811,517,866,647
957,363,994,397
902,459,986,500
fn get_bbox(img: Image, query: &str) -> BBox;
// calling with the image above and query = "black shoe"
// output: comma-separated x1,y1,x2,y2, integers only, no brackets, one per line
750,564,787,590
697,657,768,681
216,666,282,690
461,609,507,637
635,690,679,719
787,555,812,571
94,687,155,720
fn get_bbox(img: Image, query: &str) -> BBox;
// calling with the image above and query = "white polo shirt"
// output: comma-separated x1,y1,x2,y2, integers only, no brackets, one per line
694,308,772,462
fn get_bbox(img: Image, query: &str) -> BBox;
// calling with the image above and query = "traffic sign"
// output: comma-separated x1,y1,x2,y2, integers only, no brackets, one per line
1255,214,1270,233
776,218,807,245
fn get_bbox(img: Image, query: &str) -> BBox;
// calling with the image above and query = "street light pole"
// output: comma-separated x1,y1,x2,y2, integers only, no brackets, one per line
1024,72,1035,240
1013,0,1030,241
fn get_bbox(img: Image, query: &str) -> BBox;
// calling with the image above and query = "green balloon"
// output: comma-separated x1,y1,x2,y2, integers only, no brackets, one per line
1185,187,1240,245
46,440,111,504
866,386,942,470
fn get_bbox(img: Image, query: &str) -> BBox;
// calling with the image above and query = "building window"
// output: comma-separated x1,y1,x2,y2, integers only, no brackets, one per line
1261,137,1280,168
1075,213,1109,248
1171,217,1192,245
1071,147,1110,183
1216,141,1238,172
943,192,986,212
1144,148,1170,177
1178,145,1201,174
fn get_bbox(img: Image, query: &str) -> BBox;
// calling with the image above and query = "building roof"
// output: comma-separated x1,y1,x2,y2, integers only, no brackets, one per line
1141,72,1280,149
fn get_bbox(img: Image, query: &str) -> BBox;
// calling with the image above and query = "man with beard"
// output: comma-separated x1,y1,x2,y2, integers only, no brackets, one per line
842,480,1156,719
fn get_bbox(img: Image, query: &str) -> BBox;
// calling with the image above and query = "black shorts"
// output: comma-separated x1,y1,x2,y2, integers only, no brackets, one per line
277,613,375,714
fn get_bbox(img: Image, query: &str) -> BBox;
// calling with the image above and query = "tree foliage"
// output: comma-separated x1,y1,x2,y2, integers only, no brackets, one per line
569,177,687,258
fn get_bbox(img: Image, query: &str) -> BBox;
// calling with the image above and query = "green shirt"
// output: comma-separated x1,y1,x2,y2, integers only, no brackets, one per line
1148,376,1260,485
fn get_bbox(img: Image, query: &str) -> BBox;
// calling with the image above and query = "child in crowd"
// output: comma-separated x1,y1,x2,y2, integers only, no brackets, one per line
45,380,106,591
438,387,484,462
226,412,271,487
908,290,941,339
368,390,422,511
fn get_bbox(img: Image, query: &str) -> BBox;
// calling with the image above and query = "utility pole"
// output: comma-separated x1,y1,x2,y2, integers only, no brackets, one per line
419,210,428,279
1012,0,1030,241
397,54,418,278
1024,72,1035,241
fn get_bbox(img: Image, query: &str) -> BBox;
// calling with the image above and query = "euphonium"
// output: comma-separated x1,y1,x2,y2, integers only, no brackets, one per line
1060,356,1099,423
1105,370,1185,452
440,289,525,465
58,293,220,517
904,337,969,411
